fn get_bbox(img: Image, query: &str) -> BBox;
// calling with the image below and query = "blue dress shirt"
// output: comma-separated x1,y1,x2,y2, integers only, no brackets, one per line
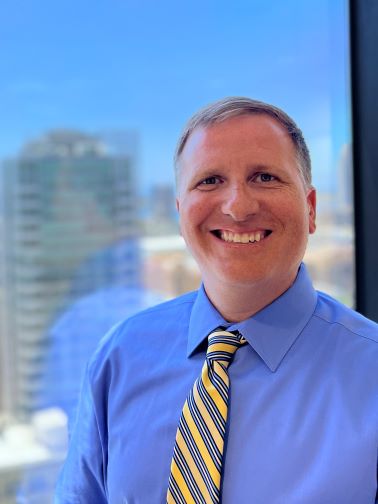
55,264,378,503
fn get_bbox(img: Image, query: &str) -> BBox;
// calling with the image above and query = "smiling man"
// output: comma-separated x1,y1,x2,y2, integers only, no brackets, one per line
56,98,378,504
175,111,316,321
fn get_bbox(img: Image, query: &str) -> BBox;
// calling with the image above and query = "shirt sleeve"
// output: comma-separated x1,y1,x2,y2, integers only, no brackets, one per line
54,361,108,504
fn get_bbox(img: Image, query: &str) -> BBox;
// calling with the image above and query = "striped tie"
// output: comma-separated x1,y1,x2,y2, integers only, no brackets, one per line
167,328,247,504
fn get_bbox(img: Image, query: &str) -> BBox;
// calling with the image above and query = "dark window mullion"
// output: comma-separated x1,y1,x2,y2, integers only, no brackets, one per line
349,0,378,321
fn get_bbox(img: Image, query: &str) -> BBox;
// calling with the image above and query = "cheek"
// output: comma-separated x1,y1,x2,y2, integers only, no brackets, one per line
179,197,212,228
178,203,199,240
283,190,307,214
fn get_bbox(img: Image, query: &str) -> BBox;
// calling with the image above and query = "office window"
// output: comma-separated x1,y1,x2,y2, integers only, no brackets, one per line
0,1,352,501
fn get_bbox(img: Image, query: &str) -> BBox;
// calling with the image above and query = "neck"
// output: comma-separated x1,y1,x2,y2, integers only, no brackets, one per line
202,273,298,322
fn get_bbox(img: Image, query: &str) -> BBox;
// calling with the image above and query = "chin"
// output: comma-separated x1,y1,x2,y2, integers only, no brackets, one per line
209,259,300,289
213,266,270,286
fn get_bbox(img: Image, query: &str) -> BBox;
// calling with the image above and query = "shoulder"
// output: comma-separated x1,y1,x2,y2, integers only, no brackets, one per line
313,290,378,345
123,289,198,326
114,289,198,341
86,290,198,375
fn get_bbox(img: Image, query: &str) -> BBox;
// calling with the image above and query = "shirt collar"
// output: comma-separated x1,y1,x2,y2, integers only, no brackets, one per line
187,263,318,372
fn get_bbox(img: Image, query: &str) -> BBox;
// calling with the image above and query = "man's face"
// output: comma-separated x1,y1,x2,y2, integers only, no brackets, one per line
176,114,316,292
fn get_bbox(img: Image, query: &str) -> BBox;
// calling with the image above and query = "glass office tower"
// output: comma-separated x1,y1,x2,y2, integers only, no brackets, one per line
0,130,139,420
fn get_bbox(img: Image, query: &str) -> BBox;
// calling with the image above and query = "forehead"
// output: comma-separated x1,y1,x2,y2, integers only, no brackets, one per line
179,114,297,168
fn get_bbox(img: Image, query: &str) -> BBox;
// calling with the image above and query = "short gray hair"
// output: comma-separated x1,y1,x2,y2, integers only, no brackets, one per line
174,96,312,187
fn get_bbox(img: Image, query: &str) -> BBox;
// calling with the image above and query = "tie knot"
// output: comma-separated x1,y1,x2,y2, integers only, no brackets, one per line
206,328,246,367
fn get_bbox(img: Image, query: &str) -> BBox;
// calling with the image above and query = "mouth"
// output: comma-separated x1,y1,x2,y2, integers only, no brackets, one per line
211,229,272,244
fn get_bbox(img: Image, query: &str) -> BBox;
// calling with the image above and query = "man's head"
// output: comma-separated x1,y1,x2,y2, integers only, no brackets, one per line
175,97,316,311
175,96,312,190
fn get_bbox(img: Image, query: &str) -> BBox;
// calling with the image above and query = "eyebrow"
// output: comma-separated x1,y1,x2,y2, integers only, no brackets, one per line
190,163,282,177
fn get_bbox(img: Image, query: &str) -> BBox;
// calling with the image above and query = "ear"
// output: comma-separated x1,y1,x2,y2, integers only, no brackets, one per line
306,187,316,234
175,198,183,236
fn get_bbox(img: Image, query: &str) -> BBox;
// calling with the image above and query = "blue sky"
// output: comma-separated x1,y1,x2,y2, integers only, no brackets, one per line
1,0,351,191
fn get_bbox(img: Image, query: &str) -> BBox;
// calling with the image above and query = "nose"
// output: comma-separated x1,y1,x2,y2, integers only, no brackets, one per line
221,186,259,221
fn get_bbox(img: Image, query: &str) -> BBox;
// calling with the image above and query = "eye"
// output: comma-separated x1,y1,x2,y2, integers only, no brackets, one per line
197,176,223,188
255,173,276,183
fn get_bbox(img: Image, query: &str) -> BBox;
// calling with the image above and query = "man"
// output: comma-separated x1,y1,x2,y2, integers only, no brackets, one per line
56,97,378,503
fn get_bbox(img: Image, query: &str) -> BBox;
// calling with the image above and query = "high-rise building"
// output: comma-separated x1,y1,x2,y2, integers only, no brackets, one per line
0,129,140,420
143,184,178,236
337,143,354,224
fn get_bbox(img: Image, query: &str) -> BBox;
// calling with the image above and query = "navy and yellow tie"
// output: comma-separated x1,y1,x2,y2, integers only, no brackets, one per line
167,328,247,504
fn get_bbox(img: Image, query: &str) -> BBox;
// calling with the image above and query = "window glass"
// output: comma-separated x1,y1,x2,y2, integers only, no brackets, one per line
0,1,352,501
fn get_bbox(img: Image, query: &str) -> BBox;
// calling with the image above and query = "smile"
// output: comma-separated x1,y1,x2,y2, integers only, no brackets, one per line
212,230,272,244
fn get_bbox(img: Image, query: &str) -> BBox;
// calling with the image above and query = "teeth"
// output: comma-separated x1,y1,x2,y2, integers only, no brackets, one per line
219,230,267,243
